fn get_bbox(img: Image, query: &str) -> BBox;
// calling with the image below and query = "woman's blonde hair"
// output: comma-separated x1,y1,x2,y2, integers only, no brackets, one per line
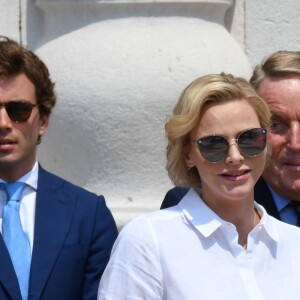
165,73,271,187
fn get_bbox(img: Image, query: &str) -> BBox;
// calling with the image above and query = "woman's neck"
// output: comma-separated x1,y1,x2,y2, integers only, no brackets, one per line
199,190,261,248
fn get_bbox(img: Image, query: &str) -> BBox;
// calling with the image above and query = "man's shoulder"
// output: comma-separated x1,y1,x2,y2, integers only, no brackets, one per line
38,166,100,200
161,186,189,209
254,177,274,204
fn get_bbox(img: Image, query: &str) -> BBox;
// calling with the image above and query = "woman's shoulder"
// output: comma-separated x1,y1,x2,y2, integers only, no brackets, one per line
126,205,181,228
269,215,300,240
116,206,182,243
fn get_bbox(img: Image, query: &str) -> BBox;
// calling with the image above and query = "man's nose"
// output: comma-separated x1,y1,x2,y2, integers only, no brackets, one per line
0,106,12,129
287,123,300,151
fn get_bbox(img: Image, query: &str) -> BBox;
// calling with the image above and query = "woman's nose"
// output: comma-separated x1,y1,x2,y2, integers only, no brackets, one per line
225,141,244,164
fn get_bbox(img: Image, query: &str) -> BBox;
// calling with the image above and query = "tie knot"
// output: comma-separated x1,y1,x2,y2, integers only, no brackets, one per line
4,182,26,202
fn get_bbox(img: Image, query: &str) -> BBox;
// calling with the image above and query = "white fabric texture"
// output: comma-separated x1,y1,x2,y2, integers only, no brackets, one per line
98,188,300,300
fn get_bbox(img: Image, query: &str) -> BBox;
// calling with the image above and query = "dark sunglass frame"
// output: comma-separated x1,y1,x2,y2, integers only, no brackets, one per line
191,128,267,163
0,101,38,123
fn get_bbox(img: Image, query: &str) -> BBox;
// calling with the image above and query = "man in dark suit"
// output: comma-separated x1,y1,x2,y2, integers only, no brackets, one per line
0,36,118,299
161,51,300,226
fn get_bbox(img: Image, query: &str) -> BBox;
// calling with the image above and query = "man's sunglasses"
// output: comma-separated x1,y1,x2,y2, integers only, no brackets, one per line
0,101,38,123
191,128,267,163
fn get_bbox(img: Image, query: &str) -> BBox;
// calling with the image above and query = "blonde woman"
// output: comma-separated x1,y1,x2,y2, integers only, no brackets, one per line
98,73,300,300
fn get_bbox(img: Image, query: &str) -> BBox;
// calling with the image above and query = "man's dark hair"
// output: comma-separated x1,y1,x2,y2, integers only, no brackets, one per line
0,36,56,118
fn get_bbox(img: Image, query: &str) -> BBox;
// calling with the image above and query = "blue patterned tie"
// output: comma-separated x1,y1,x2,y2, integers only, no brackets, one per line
2,182,31,300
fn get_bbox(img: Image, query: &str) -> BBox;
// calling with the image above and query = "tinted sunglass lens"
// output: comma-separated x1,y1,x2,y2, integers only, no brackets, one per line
6,102,33,122
238,128,267,157
198,136,228,163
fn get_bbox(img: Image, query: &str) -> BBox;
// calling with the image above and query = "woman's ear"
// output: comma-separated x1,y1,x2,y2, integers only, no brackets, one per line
185,150,195,169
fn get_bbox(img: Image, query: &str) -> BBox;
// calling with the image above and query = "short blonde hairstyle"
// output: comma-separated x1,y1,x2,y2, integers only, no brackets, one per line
166,73,271,187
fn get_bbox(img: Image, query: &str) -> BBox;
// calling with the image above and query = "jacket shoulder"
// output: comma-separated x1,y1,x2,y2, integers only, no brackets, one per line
38,166,101,200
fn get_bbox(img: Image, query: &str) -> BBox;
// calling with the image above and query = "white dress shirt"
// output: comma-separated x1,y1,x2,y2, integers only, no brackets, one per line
98,188,300,300
0,162,38,253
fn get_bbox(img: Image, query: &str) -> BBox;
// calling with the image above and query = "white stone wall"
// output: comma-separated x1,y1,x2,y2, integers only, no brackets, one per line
0,0,20,41
3,1,300,68
245,0,300,67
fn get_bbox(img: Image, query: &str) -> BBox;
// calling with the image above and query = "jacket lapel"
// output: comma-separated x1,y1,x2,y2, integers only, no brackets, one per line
29,167,75,299
254,177,281,220
0,235,22,299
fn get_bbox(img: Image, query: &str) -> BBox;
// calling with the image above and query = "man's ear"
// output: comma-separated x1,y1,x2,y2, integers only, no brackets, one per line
38,115,49,137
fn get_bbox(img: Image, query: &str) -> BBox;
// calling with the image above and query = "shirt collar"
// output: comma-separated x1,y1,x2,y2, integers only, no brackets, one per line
178,188,225,237
254,202,279,243
178,188,279,243
267,183,290,213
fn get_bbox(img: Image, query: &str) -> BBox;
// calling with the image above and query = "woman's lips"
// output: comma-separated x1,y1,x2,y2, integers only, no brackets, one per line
219,170,251,181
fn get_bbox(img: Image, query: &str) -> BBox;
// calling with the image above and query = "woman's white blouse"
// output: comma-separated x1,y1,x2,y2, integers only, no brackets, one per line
98,188,300,300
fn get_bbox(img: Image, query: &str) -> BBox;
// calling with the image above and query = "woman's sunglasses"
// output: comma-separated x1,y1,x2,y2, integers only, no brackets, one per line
191,128,267,163
0,101,38,123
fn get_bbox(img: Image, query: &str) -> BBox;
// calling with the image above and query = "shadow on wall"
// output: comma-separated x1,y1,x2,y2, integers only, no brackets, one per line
26,1,234,49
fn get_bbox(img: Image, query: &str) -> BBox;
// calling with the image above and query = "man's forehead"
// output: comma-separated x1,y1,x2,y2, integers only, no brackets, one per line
261,74,300,85
0,74,36,99
259,75,300,97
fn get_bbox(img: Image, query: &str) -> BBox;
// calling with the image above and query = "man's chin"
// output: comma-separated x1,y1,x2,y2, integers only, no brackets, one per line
285,177,300,190
0,157,20,168
276,177,300,201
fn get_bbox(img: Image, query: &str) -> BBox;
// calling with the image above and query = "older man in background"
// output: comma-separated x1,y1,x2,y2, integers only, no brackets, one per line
161,51,300,226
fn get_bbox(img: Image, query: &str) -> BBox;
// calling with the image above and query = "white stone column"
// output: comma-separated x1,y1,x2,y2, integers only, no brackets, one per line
0,0,21,41
35,0,251,228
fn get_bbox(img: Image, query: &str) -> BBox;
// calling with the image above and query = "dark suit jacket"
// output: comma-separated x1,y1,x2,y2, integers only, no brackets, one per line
161,177,281,220
0,166,118,300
